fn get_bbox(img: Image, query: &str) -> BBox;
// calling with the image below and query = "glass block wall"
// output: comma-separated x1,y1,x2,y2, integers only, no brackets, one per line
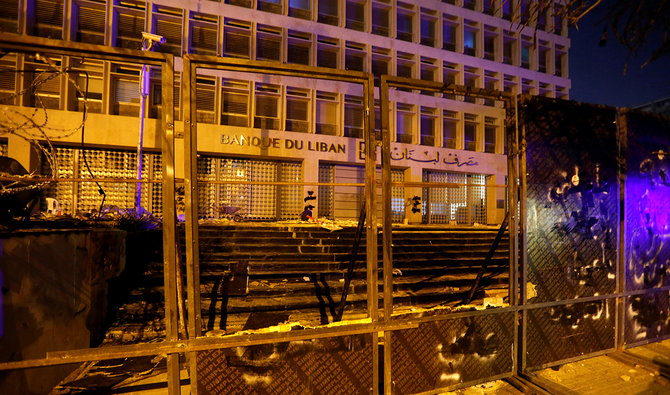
422,171,487,224
41,145,161,216
318,164,334,219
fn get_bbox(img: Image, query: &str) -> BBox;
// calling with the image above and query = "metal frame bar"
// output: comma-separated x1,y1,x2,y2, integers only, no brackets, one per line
378,75,518,395
0,33,181,394
180,54,377,394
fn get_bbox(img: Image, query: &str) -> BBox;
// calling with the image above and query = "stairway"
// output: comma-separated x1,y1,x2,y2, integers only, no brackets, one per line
105,224,509,343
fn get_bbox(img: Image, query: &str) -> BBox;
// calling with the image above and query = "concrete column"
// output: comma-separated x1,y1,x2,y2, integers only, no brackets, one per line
8,135,40,173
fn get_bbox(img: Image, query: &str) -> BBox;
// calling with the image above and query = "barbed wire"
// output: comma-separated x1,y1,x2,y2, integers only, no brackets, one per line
0,53,95,196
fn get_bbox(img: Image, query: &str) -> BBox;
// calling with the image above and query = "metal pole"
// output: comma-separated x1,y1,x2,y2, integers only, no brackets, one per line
380,75,393,395
517,95,527,374
363,75,379,395
182,56,202,394
159,56,181,395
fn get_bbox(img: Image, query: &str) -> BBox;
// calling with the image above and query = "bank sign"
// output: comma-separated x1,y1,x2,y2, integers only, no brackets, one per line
220,133,479,168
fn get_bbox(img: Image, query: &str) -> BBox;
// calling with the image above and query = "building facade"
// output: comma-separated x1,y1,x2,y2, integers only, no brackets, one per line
0,0,570,224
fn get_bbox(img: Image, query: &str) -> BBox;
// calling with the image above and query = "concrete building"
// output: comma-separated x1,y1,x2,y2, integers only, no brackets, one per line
0,0,570,225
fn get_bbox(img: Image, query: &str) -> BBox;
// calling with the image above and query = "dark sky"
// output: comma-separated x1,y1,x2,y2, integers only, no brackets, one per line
568,9,670,108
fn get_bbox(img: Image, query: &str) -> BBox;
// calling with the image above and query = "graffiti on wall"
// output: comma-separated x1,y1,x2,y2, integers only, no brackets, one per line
623,111,670,344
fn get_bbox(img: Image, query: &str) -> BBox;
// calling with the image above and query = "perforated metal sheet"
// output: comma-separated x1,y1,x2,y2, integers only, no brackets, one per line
196,334,373,395
621,111,670,346
621,111,670,292
526,299,616,369
524,97,618,303
391,312,514,394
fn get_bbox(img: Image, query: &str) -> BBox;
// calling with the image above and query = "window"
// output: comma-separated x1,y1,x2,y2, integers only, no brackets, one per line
318,0,339,26
286,87,310,133
317,36,339,69
463,21,478,57
256,25,282,62
484,117,497,153
72,58,104,113
33,0,64,39
24,54,63,110
443,61,460,100
483,0,496,16
503,31,516,65
397,3,414,43
345,42,366,72
538,43,550,73
443,110,458,149
344,95,364,138
464,113,478,151
503,74,517,94
522,78,535,95
287,31,311,66
420,107,437,146
539,82,552,97
371,47,390,86
554,3,564,35
75,1,105,45
396,103,414,144
151,73,181,121
196,77,216,124
224,19,251,59
114,1,145,49
254,83,280,130
190,12,218,56
463,0,477,11
225,0,251,8
396,52,415,92
538,7,548,30
521,37,533,69
372,2,390,37
112,64,140,116
484,70,499,107
289,0,311,20
556,86,567,100
258,0,282,14
316,91,339,135
153,5,183,56
346,0,365,32
420,57,437,96
0,0,19,34
555,46,566,77
420,9,437,47
442,16,458,52
463,67,479,103
502,0,512,20
519,0,530,24
221,78,249,127
483,26,497,61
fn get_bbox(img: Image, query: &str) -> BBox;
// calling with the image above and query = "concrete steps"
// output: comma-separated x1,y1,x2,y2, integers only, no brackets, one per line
105,224,510,342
